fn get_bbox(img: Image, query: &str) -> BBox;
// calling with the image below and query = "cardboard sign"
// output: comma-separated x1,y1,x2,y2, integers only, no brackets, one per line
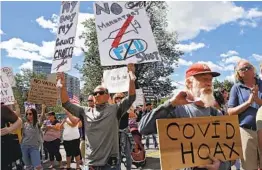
1,67,16,87
103,67,130,93
24,102,36,112
51,1,80,73
27,79,58,106
94,1,160,66
157,115,242,170
0,72,15,105
132,89,144,107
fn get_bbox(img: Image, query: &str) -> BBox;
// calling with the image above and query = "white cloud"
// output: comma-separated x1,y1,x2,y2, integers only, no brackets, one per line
239,20,257,28
252,54,262,61
177,58,193,66
0,29,3,35
222,55,242,64
0,38,51,61
36,13,94,56
246,8,262,19
36,14,58,34
220,50,239,57
225,73,235,83
175,42,205,53
19,61,33,70
167,2,245,41
198,61,223,71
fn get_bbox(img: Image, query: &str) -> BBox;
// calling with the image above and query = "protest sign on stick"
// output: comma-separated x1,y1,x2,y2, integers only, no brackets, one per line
27,79,58,106
94,1,160,66
157,115,242,170
1,67,16,87
51,1,80,73
132,89,144,107
103,67,130,93
1,72,15,105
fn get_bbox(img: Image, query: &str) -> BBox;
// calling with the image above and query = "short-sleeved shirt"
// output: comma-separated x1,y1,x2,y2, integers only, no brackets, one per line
228,79,262,130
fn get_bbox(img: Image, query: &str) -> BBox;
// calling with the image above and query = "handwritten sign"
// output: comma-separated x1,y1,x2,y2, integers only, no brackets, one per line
24,102,36,112
1,67,16,87
51,1,80,73
27,79,58,106
103,67,130,93
0,72,15,105
94,1,160,66
132,89,144,107
157,116,242,170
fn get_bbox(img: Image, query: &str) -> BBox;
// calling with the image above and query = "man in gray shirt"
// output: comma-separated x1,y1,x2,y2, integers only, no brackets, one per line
139,63,232,170
57,64,136,170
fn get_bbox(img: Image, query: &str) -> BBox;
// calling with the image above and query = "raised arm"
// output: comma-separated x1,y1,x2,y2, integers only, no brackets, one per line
57,72,84,118
118,64,136,117
13,100,21,118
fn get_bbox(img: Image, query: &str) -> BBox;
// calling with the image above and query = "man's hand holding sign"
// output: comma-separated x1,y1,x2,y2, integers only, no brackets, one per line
138,63,242,170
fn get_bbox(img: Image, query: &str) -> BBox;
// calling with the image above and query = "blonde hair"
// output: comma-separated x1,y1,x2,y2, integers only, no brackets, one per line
234,59,256,82
112,93,125,104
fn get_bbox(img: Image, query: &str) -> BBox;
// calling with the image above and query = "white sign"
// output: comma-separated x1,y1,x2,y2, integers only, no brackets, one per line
24,102,36,112
94,1,160,66
1,72,15,105
1,67,16,87
103,67,130,93
51,1,80,73
133,88,144,107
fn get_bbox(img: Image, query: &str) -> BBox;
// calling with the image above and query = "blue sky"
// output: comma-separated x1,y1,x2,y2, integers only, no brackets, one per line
1,1,262,91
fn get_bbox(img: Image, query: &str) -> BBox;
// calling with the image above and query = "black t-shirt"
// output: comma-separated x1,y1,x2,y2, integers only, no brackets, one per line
1,105,18,129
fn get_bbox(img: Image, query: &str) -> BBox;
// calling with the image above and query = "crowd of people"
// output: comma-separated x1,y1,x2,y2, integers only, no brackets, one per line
1,60,262,170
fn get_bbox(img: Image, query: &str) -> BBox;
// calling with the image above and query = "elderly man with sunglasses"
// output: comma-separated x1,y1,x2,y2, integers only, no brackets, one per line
228,59,262,170
56,64,136,170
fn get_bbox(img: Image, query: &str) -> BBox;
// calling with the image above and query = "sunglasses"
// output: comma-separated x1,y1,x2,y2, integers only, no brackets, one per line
88,100,94,102
27,113,33,116
93,91,107,96
115,97,123,100
238,65,252,72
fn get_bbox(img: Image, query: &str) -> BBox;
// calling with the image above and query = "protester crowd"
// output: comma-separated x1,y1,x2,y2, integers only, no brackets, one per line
1,60,262,170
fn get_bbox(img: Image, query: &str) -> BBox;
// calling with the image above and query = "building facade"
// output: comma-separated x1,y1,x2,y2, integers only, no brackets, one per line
32,60,52,75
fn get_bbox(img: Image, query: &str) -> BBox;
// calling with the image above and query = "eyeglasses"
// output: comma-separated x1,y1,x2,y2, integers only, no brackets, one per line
115,97,123,100
88,100,94,102
238,65,252,72
93,91,106,96
27,113,33,116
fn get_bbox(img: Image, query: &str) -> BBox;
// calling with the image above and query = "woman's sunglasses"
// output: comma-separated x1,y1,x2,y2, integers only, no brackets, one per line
115,97,123,100
238,65,252,72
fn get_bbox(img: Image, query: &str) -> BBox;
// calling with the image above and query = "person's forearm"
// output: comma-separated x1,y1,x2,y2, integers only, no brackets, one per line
129,79,136,96
15,104,21,117
255,98,262,106
228,101,251,115
67,114,80,125
61,85,70,103
9,118,22,132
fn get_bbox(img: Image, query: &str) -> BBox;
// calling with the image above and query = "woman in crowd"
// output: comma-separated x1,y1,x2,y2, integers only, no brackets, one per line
42,111,63,169
20,108,42,170
1,104,22,170
228,59,262,169
60,109,82,169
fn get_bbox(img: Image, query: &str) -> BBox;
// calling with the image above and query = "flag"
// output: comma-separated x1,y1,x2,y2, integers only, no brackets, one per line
68,92,80,104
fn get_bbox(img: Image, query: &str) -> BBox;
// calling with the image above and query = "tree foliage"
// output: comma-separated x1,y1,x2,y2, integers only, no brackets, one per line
77,1,183,98
213,79,234,92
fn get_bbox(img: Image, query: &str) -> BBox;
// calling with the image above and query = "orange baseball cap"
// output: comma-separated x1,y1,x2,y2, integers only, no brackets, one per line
186,63,220,78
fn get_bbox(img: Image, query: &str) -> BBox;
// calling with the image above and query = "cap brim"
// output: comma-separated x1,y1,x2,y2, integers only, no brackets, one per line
193,71,220,77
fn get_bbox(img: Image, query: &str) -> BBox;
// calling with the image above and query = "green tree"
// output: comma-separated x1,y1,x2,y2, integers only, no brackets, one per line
13,69,46,114
77,2,183,97
213,79,234,92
